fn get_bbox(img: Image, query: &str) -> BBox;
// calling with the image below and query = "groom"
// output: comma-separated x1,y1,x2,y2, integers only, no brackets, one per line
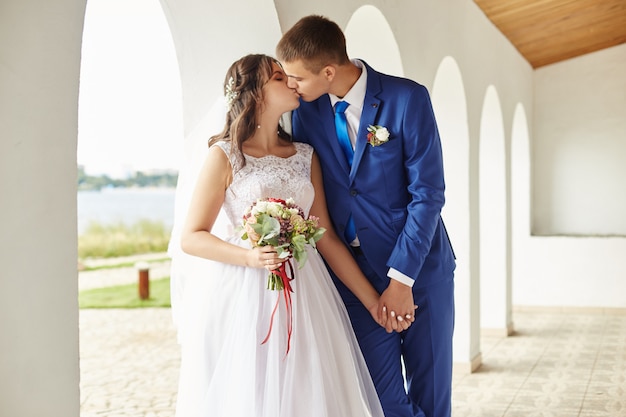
277,15,456,417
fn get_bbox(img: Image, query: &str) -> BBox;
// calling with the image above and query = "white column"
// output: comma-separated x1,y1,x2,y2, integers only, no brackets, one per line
0,1,85,415
479,86,513,336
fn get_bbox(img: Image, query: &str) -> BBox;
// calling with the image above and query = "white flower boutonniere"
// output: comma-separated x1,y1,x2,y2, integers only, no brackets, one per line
366,125,390,147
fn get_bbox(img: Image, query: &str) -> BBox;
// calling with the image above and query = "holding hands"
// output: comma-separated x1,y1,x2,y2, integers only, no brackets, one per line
378,280,418,333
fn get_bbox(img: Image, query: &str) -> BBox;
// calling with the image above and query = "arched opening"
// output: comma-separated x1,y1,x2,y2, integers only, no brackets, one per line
345,5,404,76
431,56,480,372
78,0,288,413
77,0,184,413
78,0,183,177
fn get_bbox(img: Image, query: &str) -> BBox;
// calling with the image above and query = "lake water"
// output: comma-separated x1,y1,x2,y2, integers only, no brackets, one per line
77,188,176,234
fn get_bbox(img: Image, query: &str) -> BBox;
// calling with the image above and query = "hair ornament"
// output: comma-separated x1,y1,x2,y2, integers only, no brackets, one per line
225,76,238,110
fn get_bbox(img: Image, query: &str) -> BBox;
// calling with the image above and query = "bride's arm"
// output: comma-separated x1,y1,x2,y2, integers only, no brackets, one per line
180,146,279,270
308,152,383,323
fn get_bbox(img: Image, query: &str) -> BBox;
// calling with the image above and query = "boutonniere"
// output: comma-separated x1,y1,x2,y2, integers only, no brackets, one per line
366,125,390,147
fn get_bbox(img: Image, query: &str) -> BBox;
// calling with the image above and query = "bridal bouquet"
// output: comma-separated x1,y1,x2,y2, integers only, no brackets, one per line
241,197,326,291
241,197,325,353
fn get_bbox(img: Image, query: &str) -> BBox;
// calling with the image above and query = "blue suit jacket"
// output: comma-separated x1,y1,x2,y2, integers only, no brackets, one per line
292,61,455,289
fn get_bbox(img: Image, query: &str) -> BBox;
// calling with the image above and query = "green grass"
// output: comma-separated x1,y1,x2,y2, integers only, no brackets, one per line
79,277,171,309
78,220,171,259
77,219,173,308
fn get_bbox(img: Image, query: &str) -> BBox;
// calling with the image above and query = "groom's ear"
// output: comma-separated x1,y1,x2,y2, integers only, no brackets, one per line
323,65,336,81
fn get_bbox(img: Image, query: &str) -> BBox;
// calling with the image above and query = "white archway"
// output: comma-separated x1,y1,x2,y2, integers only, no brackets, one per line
160,0,284,333
478,85,512,335
345,5,404,77
432,56,480,372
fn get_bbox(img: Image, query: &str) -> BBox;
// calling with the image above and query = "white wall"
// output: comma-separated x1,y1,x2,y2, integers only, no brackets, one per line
533,43,626,236
0,1,84,415
511,43,626,310
515,236,626,308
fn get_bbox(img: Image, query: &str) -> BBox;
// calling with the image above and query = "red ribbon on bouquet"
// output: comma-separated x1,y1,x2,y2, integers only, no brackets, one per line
261,259,295,355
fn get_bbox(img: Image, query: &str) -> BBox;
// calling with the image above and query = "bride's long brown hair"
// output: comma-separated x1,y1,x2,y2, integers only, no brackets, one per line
208,54,291,169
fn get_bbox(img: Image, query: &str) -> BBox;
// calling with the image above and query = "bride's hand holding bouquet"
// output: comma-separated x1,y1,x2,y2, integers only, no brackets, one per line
240,197,326,353
241,197,325,291
246,245,285,272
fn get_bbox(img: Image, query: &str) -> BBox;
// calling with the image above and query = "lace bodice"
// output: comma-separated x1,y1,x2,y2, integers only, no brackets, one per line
214,141,315,230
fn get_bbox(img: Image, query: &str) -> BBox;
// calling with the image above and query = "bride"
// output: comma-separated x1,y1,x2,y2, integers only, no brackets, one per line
170,54,394,417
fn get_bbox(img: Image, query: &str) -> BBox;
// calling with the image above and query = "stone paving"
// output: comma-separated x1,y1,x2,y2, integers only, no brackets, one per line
79,308,179,417
79,254,180,417
78,255,626,417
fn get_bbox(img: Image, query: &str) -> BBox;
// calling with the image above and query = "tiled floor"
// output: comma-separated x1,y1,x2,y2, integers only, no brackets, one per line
79,305,626,416
451,310,626,417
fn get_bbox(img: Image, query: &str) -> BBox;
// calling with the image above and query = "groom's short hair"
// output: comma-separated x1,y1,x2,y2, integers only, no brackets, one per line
276,15,350,73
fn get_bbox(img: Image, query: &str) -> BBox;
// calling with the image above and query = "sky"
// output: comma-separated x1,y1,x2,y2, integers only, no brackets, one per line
77,0,183,178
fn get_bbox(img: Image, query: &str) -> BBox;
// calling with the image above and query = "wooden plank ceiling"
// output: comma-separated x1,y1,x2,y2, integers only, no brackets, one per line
474,0,626,68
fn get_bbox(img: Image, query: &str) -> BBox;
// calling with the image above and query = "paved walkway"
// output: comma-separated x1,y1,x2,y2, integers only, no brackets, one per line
80,308,179,417
78,256,626,417
79,254,180,417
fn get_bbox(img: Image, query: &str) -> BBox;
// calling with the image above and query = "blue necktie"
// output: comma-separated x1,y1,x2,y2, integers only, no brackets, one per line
334,101,356,243
334,101,354,165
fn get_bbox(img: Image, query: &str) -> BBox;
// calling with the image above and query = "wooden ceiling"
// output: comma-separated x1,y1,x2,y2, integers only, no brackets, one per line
474,0,626,68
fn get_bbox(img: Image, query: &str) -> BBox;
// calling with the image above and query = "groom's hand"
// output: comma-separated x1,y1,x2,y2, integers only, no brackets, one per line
379,280,417,333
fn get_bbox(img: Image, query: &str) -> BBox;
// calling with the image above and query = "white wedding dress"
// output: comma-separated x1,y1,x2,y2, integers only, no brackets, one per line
173,140,384,417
